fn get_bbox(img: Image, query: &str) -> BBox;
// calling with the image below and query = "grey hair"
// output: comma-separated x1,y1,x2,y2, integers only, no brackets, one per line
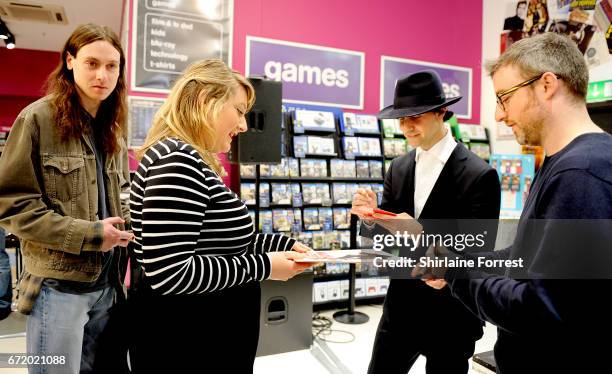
485,33,588,101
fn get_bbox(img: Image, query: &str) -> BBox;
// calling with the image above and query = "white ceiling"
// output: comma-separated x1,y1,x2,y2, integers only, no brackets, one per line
1,0,124,52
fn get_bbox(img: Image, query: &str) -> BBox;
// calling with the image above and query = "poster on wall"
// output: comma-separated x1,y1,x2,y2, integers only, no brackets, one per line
523,0,549,36
490,154,535,219
503,0,528,31
130,0,233,93
500,0,610,57
128,96,165,148
246,36,365,109
380,56,472,119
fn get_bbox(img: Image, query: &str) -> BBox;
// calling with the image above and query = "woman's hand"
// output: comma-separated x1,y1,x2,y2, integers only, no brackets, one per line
291,241,313,253
267,252,314,281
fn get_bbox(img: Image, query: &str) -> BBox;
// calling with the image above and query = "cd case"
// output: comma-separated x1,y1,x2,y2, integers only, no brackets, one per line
294,249,394,264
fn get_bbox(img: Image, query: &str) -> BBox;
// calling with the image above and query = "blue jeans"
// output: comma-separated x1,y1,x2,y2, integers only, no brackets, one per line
26,285,115,374
0,229,12,318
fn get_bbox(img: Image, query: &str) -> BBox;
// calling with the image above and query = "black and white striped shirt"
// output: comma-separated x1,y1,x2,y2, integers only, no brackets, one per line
129,138,295,295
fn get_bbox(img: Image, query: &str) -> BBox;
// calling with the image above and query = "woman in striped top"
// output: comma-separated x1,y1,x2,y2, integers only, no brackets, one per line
128,60,314,373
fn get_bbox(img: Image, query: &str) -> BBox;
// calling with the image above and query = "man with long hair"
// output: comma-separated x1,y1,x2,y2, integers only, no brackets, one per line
0,24,132,374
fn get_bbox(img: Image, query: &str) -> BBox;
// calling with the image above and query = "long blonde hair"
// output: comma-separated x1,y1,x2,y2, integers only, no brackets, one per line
137,59,255,176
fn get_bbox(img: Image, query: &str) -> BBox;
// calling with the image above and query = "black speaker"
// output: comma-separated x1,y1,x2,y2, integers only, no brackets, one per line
229,77,282,163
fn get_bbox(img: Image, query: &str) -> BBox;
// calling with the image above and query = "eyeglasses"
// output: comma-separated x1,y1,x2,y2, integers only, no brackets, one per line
495,73,559,112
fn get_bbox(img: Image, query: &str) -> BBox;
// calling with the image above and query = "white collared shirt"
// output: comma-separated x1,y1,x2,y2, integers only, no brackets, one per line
413,128,457,219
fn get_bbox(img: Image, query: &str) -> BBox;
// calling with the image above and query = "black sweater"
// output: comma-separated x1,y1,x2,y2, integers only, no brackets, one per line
446,133,612,373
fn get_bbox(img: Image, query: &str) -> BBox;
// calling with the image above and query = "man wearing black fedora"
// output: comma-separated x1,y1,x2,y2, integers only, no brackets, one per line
352,70,500,373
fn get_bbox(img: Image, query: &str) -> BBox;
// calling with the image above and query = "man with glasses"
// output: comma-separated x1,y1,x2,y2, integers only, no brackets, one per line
352,70,500,374
421,33,612,373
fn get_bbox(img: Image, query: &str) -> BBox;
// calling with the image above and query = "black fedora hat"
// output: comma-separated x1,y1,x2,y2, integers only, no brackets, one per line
378,70,461,121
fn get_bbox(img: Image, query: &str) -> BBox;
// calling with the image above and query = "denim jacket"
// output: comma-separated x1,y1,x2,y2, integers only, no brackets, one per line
0,96,130,313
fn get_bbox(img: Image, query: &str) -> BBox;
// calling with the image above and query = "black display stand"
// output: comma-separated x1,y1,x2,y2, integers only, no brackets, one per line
333,214,369,324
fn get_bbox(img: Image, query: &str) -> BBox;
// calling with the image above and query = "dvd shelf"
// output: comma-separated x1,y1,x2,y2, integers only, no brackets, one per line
238,104,387,296
381,118,412,173
456,123,491,161
446,116,492,162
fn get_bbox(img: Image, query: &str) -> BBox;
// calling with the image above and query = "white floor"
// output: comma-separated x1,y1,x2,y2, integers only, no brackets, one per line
0,305,497,374
255,304,497,374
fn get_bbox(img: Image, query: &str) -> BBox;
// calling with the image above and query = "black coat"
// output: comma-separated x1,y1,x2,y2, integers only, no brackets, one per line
367,143,500,348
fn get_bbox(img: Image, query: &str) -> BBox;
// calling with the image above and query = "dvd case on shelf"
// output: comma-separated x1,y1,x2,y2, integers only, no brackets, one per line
312,231,326,249
301,159,327,177
313,159,328,177
383,138,408,158
259,164,271,177
259,210,273,232
344,159,356,177
357,137,381,156
369,160,383,179
330,159,343,178
339,230,351,248
240,183,256,205
326,231,340,249
342,113,380,135
292,208,303,231
308,136,336,155
293,136,308,157
240,164,256,178
333,208,350,229
318,207,333,230
290,183,302,207
383,138,395,157
299,231,314,248
303,208,320,230
259,182,270,207
316,183,332,204
342,113,357,135
355,115,380,134
356,160,370,178
271,183,291,205
381,119,402,137
332,183,349,204
301,183,319,204
288,158,300,177
293,109,336,132
300,159,315,177
394,139,408,156
272,209,292,232
343,137,359,158
469,143,491,160
330,159,357,178
270,159,288,177
459,124,488,141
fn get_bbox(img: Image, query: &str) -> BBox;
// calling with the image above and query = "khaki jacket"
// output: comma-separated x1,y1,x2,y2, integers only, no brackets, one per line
0,96,131,313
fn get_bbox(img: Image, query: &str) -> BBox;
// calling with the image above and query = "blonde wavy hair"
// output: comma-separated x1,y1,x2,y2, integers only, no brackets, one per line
137,59,255,176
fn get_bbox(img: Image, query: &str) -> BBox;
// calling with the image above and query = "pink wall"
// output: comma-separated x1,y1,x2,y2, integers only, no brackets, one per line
232,0,483,124
2,1,483,183
0,48,59,127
